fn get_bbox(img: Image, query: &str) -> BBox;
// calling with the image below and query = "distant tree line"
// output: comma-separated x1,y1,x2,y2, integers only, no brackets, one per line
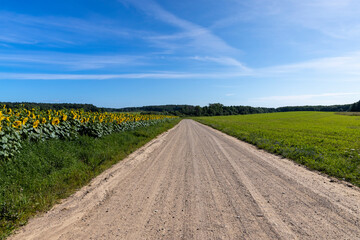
1,101,357,116
116,103,353,116
0,102,100,112
116,104,275,116
277,104,352,112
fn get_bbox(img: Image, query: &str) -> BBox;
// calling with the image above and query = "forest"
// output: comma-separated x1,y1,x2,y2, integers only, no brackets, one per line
118,103,354,116
1,101,357,117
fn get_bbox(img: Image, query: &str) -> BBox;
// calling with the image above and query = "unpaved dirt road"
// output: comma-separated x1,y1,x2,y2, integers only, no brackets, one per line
10,120,360,240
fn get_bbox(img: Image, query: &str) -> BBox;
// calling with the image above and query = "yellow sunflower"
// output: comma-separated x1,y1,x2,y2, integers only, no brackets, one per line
22,117,29,125
52,117,60,126
12,120,22,129
33,120,40,129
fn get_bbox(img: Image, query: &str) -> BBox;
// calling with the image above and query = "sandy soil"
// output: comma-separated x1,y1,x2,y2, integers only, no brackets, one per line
9,119,360,240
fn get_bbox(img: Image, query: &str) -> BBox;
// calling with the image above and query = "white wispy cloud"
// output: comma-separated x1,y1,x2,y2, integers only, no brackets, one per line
0,52,146,70
0,51,252,72
0,11,133,46
211,0,360,40
260,51,360,76
2,51,360,80
120,0,239,55
0,8,247,72
0,73,186,80
190,56,251,71
0,70,254,80
287,0,360,39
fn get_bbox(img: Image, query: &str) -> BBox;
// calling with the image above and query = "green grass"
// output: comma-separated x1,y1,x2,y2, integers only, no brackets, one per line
0,119,180,239
194,112,360,187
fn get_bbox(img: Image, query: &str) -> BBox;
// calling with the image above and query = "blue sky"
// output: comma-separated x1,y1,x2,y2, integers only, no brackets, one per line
1,0,360,108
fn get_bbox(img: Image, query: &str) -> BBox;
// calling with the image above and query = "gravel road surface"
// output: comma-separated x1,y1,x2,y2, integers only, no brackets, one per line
10,119,360,240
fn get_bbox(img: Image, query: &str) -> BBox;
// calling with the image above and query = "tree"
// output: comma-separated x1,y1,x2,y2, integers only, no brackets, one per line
350,100,360,112
194,106,202,116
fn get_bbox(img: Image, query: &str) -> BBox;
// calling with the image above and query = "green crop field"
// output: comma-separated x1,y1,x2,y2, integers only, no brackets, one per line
194,112,360,187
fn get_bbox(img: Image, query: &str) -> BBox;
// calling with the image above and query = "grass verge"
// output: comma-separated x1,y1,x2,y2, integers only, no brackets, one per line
0,119,180,239
193,112,360,187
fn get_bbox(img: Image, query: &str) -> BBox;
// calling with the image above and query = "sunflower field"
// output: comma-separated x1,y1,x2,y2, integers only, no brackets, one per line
0,105,176,160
